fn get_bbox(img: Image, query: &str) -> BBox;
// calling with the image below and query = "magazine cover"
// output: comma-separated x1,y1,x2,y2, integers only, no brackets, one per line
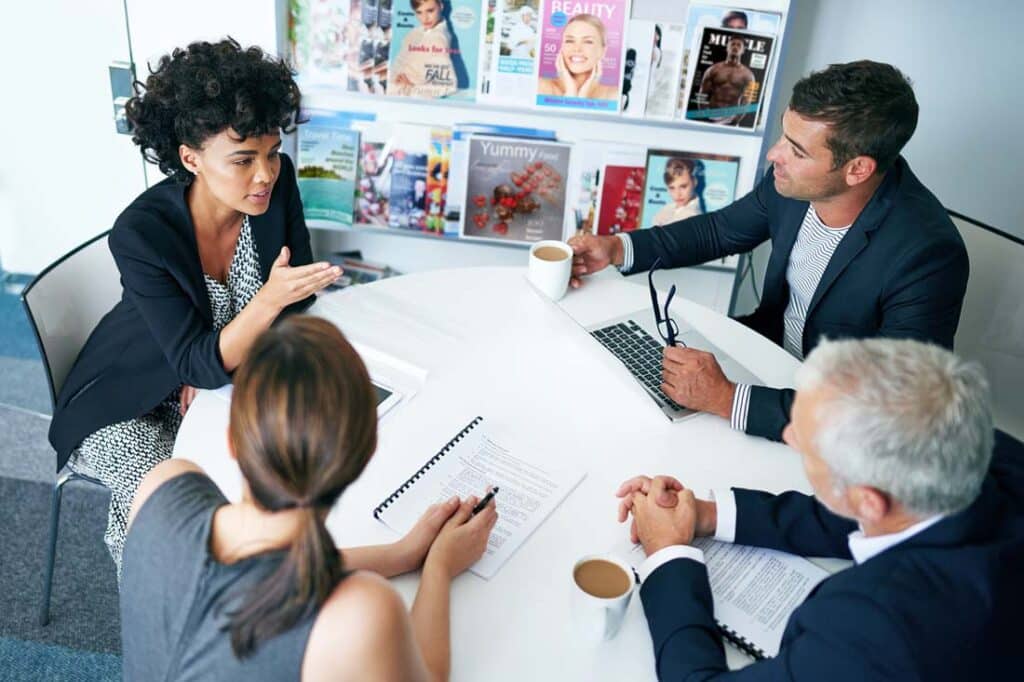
639,149,740,229
676,4,781,119
460,137,572,244
353,122,394,227
620,19,655,118
592,145,646,235
445,123,557,234
387,0,483,100
479,0,540,107
297,110,374,228
535,1,630,113
388,124,433,229
568,141,604,234
290,0,354,89
682,27,775,129
642,22,685,119
425,127,452,234
348,0,391,94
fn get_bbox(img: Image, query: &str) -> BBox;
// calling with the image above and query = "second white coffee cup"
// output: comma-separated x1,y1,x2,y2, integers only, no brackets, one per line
569,554,637,642
527,240,573,301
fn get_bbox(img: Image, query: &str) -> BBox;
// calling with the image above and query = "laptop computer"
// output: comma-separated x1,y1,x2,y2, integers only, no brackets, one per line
585,308,762,422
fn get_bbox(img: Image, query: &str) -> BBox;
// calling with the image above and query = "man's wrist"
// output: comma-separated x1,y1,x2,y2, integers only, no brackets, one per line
695,499,718,537
610,235,625,266
716,381,737,419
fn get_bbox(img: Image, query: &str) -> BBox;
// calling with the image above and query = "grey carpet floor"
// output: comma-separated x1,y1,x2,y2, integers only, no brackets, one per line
0,476,120,654
0,355,51,417
0,404,55,483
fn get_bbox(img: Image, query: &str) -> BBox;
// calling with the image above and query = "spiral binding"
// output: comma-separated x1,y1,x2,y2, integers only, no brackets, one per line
373,416,484,519
718,622,766,660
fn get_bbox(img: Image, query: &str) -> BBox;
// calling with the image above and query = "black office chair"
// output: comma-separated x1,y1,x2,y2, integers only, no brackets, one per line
21,230,120,626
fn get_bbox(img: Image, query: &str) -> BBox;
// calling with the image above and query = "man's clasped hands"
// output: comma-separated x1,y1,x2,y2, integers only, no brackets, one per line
616,475,720,557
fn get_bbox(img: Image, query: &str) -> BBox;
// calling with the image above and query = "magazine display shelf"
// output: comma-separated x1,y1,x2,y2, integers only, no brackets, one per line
289,0,792,286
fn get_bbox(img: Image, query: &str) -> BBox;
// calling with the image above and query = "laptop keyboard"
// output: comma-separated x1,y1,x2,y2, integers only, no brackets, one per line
590,320,683,409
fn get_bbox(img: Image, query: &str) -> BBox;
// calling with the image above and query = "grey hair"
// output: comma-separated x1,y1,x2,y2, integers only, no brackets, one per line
795,338,993,517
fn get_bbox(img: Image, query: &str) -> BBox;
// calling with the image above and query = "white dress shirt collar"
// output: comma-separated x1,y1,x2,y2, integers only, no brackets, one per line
847,514,945,564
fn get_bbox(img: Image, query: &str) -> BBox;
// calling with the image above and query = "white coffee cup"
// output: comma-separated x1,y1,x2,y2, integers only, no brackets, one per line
527,240,573,301
569,554,637,642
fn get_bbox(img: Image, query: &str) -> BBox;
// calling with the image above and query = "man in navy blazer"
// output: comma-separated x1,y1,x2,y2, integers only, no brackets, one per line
570,61,968,442
618,338,1024,680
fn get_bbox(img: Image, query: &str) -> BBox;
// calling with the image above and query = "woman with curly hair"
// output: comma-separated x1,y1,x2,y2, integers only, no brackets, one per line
49,38,340,575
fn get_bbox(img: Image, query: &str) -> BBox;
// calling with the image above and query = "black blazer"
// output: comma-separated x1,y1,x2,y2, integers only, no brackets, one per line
49,154,313,470
628,158,969,441
640,430,1024,681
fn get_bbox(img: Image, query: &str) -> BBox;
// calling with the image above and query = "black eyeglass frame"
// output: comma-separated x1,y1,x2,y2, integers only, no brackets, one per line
648,258,685,348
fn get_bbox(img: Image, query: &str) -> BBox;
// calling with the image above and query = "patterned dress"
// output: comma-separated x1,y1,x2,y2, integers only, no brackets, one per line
73,216,262,576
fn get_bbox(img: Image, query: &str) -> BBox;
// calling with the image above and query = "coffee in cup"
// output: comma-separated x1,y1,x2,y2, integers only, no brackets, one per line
569,554,637,642
527,240,572,301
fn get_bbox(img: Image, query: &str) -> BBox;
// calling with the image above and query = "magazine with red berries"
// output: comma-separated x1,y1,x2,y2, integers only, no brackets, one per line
460,136,572,245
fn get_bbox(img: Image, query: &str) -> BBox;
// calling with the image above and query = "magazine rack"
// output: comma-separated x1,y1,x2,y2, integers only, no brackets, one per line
284,0,793,309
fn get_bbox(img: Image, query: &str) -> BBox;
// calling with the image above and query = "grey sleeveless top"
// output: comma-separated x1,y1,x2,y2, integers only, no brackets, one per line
120,473,321,681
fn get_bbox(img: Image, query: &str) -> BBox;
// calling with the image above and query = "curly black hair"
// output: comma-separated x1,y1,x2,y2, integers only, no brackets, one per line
125,37,302,184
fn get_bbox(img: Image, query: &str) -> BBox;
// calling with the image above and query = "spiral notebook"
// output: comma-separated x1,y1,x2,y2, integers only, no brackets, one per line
373,417,585,579
626,537,828,659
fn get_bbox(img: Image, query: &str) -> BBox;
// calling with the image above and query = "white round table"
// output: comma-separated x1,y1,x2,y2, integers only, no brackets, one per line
173,266,813,680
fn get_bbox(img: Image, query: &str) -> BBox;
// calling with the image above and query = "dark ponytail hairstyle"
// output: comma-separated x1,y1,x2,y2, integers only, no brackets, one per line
227,316,378,658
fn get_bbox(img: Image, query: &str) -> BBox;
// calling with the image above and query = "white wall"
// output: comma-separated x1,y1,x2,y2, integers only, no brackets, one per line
768,0,1023,237
0,0,145,274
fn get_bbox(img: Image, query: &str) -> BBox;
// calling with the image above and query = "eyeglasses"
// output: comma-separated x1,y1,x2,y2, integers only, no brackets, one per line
648,258,685,348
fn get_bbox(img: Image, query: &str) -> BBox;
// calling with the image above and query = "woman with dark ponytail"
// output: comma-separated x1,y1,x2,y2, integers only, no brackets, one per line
120,316,496,680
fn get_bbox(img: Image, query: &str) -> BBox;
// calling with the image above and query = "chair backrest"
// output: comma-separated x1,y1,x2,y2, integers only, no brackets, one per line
21,231,122,410
951,212,1024,441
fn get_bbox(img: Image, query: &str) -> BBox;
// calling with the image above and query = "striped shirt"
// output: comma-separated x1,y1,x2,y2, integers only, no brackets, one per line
616,207,851,432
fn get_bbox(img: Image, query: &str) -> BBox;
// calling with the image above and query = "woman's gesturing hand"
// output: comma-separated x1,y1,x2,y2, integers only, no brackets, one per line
256,246,342,312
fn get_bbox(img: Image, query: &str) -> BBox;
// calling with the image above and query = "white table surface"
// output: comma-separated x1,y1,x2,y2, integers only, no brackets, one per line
173,266,820,680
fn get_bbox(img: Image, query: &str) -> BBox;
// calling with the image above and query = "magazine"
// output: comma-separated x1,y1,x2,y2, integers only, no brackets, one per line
297,110,376,228
594,145,646,235
681,26,775,130
642,22,685,119
290,0,355,90
460,136,572,245
387,0,483,100
425,127,452,234
353,121,395,227
568,141,604,234
388,124,433,230
535,0,630,114
620,19,656,118
445,123,557,235
676,4,782,120
640,149,740,229
479,0,541,107
349,0,391,94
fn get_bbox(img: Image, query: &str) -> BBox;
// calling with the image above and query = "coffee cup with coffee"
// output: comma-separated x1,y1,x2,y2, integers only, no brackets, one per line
527,240,572,301
570,554,637,642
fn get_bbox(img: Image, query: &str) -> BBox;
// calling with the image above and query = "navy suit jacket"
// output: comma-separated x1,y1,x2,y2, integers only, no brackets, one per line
639,431,1024,681
627,159,968,441
49,154,313,470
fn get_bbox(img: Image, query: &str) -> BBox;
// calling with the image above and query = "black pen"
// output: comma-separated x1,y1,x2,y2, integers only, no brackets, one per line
471,487,499,516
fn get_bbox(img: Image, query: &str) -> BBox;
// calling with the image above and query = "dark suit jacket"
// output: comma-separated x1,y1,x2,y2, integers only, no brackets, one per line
49,154,313,471
640,431,1024,681
627,159,969,441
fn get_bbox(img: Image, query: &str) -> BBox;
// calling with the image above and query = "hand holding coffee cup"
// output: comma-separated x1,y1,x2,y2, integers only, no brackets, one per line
527,240,573,301
566,233,625,289
570,554,637,642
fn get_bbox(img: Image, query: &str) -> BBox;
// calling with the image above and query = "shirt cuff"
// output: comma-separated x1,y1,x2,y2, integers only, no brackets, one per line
711,488,737,543
730,382,752,432
638,544,705,582
615,232,634,273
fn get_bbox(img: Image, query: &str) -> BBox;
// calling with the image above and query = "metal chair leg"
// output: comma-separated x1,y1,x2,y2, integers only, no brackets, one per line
39,471,74,626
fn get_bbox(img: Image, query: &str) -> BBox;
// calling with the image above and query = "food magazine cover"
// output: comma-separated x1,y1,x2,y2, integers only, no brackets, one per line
593,145,646,235
460,137,572,244
479,0,541,107
387,0,483,100
682,26,775,129
535,0,630,114
639,149,739,228
676,4,781,119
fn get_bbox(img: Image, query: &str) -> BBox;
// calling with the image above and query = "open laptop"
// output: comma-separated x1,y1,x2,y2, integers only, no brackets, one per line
585,308,761,422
